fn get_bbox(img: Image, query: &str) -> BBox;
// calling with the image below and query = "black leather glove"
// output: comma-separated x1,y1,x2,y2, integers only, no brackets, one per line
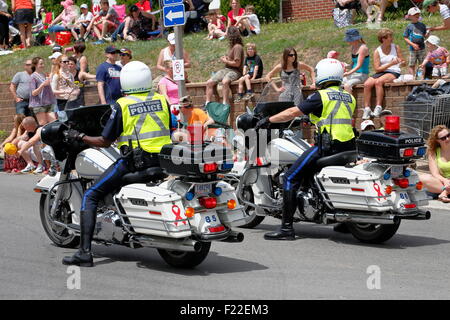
254,116,271,130
65,129,85,141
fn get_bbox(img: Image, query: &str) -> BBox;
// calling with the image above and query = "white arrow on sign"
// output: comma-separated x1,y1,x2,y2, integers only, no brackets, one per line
166,9,184,21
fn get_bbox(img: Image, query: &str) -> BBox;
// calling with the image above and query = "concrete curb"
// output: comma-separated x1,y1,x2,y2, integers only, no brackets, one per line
423,200,450,211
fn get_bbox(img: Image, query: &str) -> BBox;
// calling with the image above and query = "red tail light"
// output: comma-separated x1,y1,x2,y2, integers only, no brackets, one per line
393,178,409,188
202,163,218,173
199,197,217,209
209,225,225,233
404,203,416,209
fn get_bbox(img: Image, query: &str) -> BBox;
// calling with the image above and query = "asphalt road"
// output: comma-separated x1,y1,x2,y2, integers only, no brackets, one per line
1,172,449,300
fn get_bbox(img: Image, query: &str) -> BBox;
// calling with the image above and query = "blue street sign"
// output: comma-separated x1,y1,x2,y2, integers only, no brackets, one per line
163,0,183,5
163,4,185,27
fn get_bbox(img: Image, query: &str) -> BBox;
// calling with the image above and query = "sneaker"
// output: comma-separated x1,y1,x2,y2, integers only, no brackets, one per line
34,165,44,174
21,163,36,173
242,92,255,101
102,36,112,42
93,39,105,45
362,107,372,120
218,36,225,41
372,105,383,117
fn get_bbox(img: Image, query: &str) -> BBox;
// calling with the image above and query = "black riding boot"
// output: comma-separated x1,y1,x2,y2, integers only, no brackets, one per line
264,190,296,240
62,210,96,267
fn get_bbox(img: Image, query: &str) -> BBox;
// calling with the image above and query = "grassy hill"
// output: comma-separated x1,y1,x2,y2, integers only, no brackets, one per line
0,14,446,83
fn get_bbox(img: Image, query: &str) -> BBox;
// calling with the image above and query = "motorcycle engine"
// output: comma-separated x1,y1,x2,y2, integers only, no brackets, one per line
95,209,125,244
296,190,319,221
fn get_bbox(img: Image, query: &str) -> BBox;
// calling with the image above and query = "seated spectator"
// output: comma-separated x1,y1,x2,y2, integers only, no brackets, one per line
205,26,244,107
360,119,376,131
419,125,450,202
29,57,57,126
10,59,33,116
158,60,179,106
343,28,370,95
206,10,226,40
96,46,122,105
116,47,132,67
13,116,45,173
403,7,427,77
51,54,80,112
172,95,214,142
184,0,206,33
423,0,450,33
362,28,405,120
71,4,93,41
234,43,263,102
266,47,316,108
156,33,191,73
360,0,391,23
420,35,449,79
227,0,245,32
122,4,155,41
1,114,26,173
85,0,120,44
47,0,78,46
234,5,260,37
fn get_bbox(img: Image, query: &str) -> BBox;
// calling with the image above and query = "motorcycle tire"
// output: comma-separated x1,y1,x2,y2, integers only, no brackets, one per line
157,241,211,268
237,186,265,229
347,221,401,244
39,194,80,248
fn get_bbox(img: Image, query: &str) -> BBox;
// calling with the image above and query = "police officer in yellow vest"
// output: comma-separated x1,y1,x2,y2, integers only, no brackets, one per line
255,59,356,240
63,61,173,266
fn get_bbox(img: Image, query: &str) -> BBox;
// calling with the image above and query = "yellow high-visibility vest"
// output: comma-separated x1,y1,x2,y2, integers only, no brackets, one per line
116,91,172,153
309,86,356,142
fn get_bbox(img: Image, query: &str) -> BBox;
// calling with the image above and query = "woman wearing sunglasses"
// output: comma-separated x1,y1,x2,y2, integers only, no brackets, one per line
265,47,316,108
420,125,450,202
51,54,80,112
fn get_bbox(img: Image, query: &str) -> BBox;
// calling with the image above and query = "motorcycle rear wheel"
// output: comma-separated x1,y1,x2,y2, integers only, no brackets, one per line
347,221,401,244
237,186,265,229
39,194,80,248
157,242,211,268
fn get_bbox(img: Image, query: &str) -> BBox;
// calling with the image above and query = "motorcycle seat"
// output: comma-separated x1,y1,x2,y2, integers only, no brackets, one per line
121,167,167,185
316,150,358,170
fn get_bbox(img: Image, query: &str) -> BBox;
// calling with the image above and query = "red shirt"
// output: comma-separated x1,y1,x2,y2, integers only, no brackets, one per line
15,0,34,10
135,0,151,11
227,8,245,26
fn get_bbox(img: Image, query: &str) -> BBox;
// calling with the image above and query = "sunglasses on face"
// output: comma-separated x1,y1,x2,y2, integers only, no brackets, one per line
25,64,32,66
438,133,450,141
288,53,295,57
61,60,69,64
120,53,129,57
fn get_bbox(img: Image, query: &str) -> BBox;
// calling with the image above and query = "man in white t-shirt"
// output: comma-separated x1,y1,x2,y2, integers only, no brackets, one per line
424,0,450,32
71,4,94,41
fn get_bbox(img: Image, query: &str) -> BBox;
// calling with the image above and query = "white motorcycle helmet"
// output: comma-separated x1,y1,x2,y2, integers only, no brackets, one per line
315,58,344,87
120,61,152,94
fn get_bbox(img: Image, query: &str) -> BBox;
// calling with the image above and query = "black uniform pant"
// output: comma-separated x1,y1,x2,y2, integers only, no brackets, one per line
0,15,9,47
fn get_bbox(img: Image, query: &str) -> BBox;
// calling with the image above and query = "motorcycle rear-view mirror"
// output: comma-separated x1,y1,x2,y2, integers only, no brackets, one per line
242,167,258,186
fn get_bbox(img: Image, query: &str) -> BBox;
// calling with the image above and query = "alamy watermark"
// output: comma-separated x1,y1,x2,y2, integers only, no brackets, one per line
66,266,81,290
366,265,381,290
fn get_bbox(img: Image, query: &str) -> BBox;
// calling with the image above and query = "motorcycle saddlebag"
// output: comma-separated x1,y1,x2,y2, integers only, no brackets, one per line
357,130,426,163
158,142,234,177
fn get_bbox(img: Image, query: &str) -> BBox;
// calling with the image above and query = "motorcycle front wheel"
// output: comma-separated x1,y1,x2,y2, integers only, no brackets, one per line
347,221,401,244
157,242,211,268
39,194,80,248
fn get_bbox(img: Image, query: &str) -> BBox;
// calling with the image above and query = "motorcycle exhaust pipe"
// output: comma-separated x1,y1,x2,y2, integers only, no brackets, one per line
220,231,244,243
398,210,431,220
327,212,399,225
134,236,202,252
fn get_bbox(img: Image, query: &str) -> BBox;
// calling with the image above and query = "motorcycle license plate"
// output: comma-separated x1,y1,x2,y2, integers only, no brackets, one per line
195,184,212,196
391,165,403,178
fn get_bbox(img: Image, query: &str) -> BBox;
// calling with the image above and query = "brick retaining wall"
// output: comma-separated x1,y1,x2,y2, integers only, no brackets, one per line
282,0,335,21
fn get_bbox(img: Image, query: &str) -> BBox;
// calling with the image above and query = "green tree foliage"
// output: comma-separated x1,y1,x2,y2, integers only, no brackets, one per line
220,0,280,23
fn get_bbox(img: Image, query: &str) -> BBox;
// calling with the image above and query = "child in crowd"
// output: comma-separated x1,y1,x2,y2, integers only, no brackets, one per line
420,35,449,79
235,5,261,36
206,10,226,40
234,43,263,102
403,7,427,77
1,115,27,173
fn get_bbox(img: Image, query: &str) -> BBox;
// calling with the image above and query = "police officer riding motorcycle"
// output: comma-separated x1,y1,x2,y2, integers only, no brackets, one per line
62,61,173,266
254,58,356,240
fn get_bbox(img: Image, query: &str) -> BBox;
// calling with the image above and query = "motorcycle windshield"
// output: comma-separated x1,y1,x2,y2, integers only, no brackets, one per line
65,104,113,137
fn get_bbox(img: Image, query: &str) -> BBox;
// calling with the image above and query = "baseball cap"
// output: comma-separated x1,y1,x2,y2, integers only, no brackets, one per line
105,45,119,54
80,4,88,9
327,51,339,59
120,47,132,56
423,0,438,10
167,33,176,45
407,7,421,16
361,120,375,131
52,45,62,52
49,52,62,60
426,35,440,46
